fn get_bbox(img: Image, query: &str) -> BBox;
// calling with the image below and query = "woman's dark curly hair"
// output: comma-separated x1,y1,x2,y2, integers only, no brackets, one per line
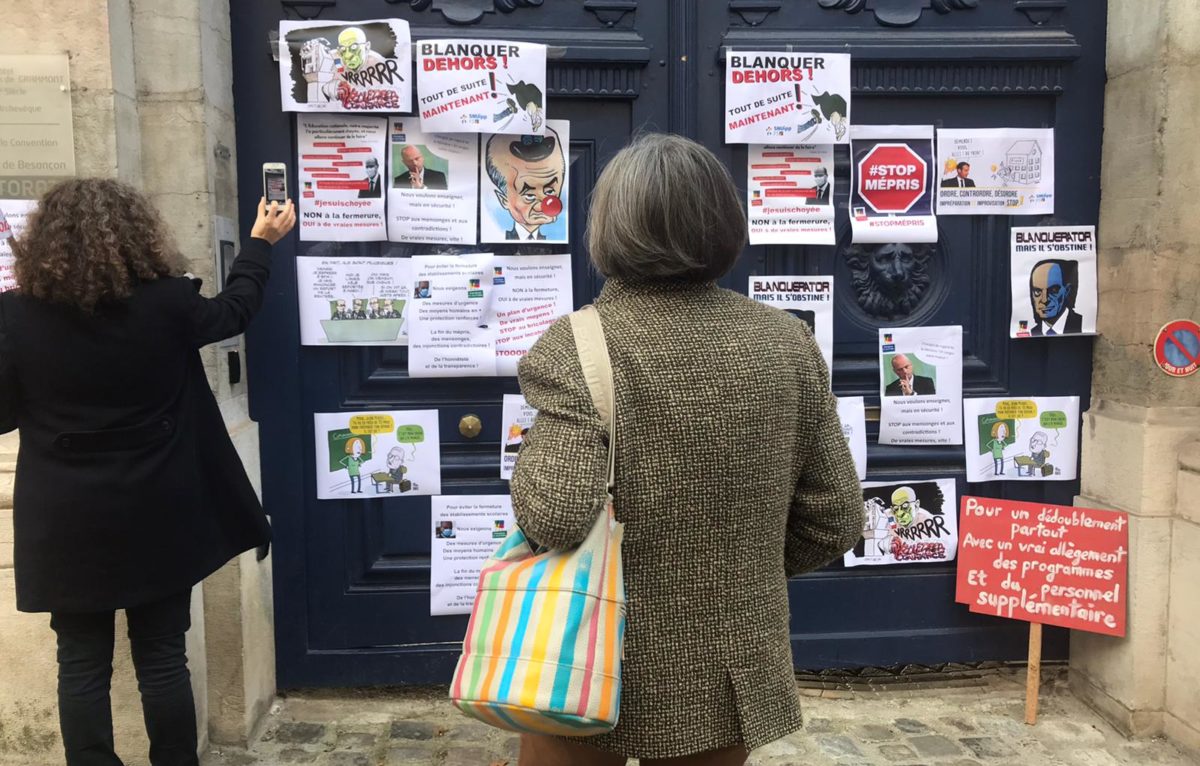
13,178,184,312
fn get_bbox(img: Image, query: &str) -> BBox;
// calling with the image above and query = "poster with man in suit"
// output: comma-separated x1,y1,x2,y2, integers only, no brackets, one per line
745,144,835,245
936,127,1055,215
386,118,478,245
479,119,569,244
1009,225,1098,338
879,325,963,446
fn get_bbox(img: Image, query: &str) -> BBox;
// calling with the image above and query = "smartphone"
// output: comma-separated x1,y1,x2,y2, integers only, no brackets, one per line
262,162,288,204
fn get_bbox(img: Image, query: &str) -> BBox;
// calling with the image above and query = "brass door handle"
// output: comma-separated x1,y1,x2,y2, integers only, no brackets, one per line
459,414,483,439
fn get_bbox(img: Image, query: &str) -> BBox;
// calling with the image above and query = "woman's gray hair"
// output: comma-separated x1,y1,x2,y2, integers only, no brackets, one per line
587,133,746,282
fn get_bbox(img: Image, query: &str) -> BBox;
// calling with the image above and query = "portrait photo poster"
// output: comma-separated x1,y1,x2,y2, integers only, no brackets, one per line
963,396,1080,483
724,51,851,145
295,256,411,346
279,18,412,113
296,114,388,241
417,40,547,135
312,409,441,500
844,478,959,568
836,396,868,482
1010,225,1098,338
746,143,836,245
386,117,479,245
430,495,515,617
878,325,963,446
748,275,834,383
480,119,569,244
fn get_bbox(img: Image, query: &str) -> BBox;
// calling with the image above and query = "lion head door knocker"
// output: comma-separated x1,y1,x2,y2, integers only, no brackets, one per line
843,242,935,321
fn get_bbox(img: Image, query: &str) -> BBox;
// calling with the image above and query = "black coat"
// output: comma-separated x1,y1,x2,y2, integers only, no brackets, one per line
0,238,274,613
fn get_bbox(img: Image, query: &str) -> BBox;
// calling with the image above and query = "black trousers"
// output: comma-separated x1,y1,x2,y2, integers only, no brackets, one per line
49,589,199,766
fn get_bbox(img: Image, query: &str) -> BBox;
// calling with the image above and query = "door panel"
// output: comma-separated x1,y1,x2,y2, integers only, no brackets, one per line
231,1,1104,686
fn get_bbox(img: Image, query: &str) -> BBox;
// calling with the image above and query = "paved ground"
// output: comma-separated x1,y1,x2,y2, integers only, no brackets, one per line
198,670,1197,766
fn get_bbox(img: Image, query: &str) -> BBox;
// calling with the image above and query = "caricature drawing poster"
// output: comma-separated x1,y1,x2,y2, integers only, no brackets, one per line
936,128,1055,215
844,478,958,568
386,118,479,245
295,256,410,345
279,19,411,112
748,275,834,382
480,120,569,244
313,410,441,499
417,40,547,135
963,396,1080,483
1010,226,1098,338
725,52,851,145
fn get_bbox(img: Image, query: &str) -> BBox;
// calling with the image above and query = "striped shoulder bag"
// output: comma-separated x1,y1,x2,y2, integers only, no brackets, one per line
450,305,626,735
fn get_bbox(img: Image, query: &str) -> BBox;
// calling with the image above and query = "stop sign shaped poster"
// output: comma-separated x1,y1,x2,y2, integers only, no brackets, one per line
849,125,938,244
858,144,927,213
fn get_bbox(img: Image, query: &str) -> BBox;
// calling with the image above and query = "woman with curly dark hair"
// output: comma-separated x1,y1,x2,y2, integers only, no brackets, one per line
0,178,294,766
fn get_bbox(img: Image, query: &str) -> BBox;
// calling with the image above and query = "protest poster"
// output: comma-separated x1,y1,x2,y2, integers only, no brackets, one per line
278,19,411,113
844,478,958,568
1010,226,1097,338
500,394,537,480
417,40,547,135
724,52,850,145
492,254,573,376
746,144,835,245
297,114,387,241
295,256,410,345
312,409,440,499
836,396,868,482
849,125,937,244
430,495,515,616
386,118,478,245
748,275,833,381
956,496,1128,637
407,253,499,378
0,199,36,293
481,120,569,244
963,397,1080,483
878,325,963,445
936,128,1055,215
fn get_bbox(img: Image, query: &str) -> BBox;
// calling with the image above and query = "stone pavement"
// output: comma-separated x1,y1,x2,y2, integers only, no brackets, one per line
198,670,1197,766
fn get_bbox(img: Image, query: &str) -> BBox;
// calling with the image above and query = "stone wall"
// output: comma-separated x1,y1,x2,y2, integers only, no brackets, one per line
1071,0,1200,755
0,0,272,760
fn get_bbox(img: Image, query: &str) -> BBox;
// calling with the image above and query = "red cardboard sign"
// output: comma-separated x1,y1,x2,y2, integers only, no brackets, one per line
955,496,1128,637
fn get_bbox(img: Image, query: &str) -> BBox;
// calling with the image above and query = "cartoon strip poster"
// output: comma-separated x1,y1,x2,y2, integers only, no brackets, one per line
417,40,547,135
878,325,963,446
500,393,537,480
0,199,36,293
386,118,479,245
407,252,573,377
480,119,569,244
295,256,411,345
725,52,850,145
748,275,834,382
936,128,1055,215
313,409,441,500
1010,225,1098,338
844,478,958,568
849,125,938,244
279,19,411,113
836,396,868,482
430,495,515,616
963,396,1080,483
746,144,835,245
297,114,387,241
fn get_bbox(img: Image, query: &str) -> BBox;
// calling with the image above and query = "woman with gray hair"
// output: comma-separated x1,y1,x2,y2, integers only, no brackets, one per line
511,133,863,765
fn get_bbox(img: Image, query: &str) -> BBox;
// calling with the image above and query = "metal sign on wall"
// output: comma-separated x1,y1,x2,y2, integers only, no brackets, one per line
0,54,75,199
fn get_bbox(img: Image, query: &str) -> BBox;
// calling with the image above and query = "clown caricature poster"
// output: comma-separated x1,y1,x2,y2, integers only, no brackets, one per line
844,478,959,568
1010,226,1098,338
279,19,411,112
480,120,569,244
725,52,851,145
962,396,1080,483
312,410,441,500
386,118,479,245
417,40,547,135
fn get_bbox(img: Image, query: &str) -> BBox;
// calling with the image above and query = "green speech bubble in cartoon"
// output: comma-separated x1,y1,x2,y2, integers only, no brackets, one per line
396,425,425,443
1039,411,1068,429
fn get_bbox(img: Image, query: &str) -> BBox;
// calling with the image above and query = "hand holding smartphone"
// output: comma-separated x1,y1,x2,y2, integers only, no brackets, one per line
262,162,288,204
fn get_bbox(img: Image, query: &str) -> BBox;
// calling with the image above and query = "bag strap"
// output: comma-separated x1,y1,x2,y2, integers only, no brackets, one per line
569,305,616,493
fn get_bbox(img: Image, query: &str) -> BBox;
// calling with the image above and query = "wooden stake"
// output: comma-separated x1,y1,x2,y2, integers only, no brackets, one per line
1025,621,1043,725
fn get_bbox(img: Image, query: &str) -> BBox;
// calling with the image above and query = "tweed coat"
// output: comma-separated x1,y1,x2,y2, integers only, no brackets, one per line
0,238,274,613
511,278,864,759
